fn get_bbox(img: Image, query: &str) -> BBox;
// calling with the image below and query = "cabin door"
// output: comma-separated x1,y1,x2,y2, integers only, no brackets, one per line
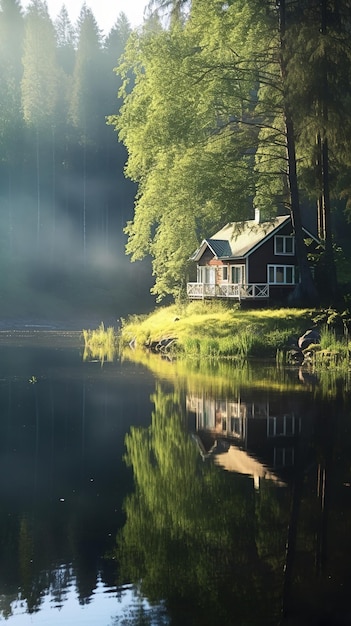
198,266,215,284
231,265,245,284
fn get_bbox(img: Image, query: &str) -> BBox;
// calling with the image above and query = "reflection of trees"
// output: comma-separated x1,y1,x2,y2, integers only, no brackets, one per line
117,385,289,625
281,396,351,623
110,586,169,626
0,373,126,615
0,507,103,618
255,481,290,572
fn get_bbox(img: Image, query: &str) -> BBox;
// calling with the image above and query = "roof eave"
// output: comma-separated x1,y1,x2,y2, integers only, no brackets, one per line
191,239,219,262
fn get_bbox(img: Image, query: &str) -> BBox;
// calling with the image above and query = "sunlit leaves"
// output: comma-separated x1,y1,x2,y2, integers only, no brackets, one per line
110,9,261,299
110,0,351,301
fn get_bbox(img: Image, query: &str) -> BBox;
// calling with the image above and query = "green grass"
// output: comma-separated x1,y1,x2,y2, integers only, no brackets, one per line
120,301,315,359
82,322,118,363
85,303,351,368
306,325,351,370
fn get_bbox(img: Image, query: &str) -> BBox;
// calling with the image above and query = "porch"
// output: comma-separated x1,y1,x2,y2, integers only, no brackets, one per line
187,282,270,300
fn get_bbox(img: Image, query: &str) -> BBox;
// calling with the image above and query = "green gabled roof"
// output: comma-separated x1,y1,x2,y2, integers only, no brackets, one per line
206,239,232,258
192,215,291,262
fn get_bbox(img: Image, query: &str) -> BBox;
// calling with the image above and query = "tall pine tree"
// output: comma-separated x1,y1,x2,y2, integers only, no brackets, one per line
0,0,25,260
21,0,60,245
69,4,104,264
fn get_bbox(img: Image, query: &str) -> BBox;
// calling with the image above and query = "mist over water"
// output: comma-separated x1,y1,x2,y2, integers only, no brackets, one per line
0,124,155,329
0,181,154,328
0,1,154,328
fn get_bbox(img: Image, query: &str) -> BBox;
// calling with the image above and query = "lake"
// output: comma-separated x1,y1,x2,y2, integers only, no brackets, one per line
0,331,350,625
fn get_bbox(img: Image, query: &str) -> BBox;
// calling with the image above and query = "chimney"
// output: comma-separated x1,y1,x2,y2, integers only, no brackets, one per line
254,208,260,224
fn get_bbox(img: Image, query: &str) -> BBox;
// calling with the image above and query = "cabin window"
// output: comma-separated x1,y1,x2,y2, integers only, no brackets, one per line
275,235,294,255
268,265,295,284
222,266,228,281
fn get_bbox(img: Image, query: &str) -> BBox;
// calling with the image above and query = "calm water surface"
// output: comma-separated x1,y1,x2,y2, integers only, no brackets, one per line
0,331,350,625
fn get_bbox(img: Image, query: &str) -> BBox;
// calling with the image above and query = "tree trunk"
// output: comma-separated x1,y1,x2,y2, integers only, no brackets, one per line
286,116,318,304
50,125,56,267
315,0,338,299
279,0,318,305
316,132,325,240
36,126,41,246
321,134,338,298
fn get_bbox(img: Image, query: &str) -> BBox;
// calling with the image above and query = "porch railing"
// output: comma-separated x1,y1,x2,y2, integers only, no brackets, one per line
187,282,270,300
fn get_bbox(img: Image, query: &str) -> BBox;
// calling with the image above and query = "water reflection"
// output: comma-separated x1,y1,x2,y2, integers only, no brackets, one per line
188,388,311,485
117,355,351,626
0,332,156,622
0,335,350,624
117,385,289,625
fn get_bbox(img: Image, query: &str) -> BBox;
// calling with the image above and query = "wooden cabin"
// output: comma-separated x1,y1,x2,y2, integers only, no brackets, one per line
187,211,318,303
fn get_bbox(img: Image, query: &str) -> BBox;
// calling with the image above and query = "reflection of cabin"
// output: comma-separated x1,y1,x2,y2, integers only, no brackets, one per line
187,211,318,303
187,392,303,483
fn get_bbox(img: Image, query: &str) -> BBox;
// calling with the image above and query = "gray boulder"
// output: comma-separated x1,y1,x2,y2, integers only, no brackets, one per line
298,328,320,350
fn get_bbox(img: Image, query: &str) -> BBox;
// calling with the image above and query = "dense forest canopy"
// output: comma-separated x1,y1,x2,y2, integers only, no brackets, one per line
2,0,351,318
0,0,154,323
110,0,351,305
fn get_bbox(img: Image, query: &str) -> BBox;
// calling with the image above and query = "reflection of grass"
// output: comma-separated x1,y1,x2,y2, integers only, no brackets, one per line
82,323,118,363
122,346,305,394
120,302,314,358
123,346,351,399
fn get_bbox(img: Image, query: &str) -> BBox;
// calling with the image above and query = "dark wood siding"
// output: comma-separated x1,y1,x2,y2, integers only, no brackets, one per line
248,223,297,283
198,248,215,265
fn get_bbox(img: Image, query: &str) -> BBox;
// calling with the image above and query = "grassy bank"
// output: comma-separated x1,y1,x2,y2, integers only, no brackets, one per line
119,302,316,359
82,302,351,369
82,322,117,363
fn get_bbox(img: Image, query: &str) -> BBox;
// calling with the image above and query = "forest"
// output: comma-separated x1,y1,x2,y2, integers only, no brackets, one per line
110,0,351,306
2,1,351,324
0,0,154,324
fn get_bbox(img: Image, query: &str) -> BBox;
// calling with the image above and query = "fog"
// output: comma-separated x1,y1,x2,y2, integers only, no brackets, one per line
0,185,154,327
0,0,154,328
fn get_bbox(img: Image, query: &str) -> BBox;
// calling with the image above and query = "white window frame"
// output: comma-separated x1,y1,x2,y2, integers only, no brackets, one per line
274,235,295,256
231,264,245,284
197,266,216,284
222,266,228,281
268,265,295,285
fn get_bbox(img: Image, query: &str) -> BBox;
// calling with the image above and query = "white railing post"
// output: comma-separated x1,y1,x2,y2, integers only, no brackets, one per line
187,282,270,300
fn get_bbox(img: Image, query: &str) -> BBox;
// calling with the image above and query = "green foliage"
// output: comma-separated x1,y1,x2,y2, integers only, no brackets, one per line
312,307,351,333
110,0,351,303
181,327,256,358
304,325,350,371
82,322,118,363
69,5,104,138
2,0,351,316
120,303,316,359
21,0,59,127
286,1,351,198
109,7,261,299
